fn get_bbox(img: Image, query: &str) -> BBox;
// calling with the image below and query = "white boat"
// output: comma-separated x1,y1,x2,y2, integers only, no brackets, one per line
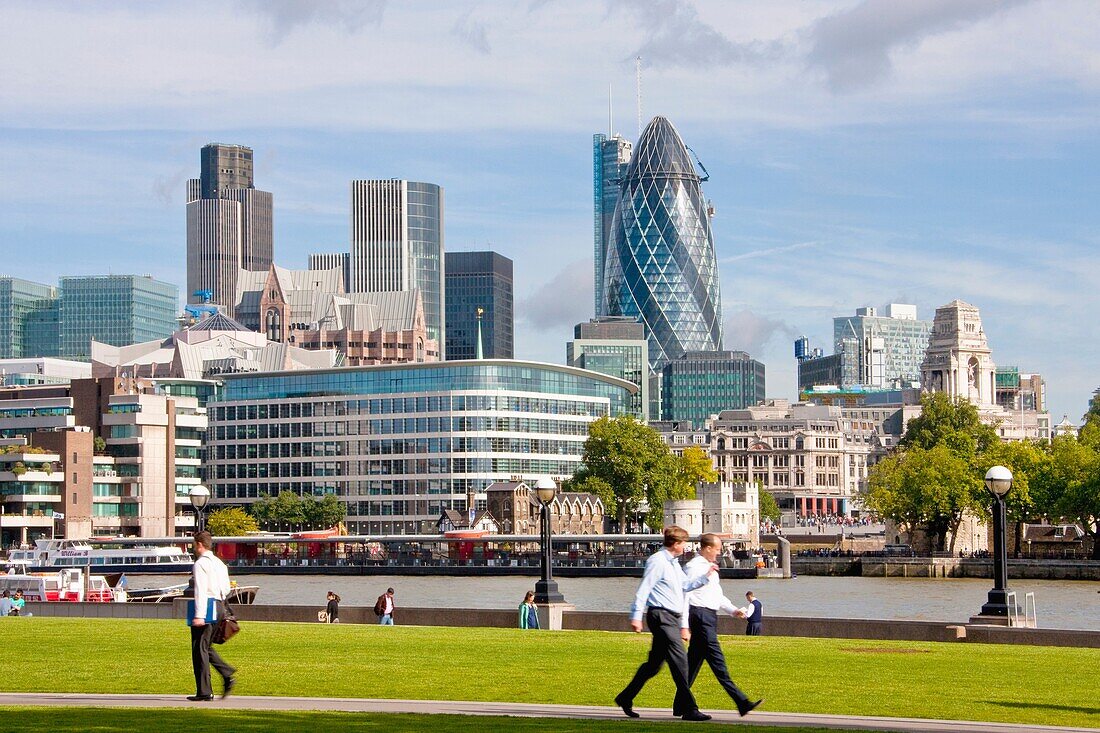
8,539,194,574
1,568,124,603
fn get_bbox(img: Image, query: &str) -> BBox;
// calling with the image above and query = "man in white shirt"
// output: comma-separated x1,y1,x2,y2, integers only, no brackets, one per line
188,530,236,702
675,533,763,717
615,526,717,722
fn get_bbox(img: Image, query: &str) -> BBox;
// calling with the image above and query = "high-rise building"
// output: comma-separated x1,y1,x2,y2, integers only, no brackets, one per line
593,133,632,316
58,275,178,360
833,305,932,388
186,143,274,317
603,117,722,368
349,180,445,353
0,277,59,358
567,317,649,420
308,252,351,292
445,251,513,360
660,350,765,428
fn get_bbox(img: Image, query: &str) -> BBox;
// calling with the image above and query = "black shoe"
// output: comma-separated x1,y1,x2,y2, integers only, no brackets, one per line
681,711,712,722
186,695,214,702
738,699,763,717
614,694,640,718
222,677,236,699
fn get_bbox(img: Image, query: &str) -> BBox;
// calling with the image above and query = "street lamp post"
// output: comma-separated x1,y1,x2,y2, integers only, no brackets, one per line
979,465,1013,618
188,485,210,534
533,476,565,604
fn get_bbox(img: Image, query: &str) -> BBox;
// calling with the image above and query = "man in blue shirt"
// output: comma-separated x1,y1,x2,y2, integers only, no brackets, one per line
615,526,717,722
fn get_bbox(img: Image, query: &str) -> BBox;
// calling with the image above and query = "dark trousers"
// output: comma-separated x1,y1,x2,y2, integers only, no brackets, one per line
674,606,751,714
746,622,762,636
618,607,699,714
191,623,235,697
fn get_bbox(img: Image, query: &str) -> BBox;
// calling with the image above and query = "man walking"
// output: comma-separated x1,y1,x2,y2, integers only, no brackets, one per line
375,587,396,625
187,530,236,701
675,534,763,718
615,526,716,722
736,591,763,636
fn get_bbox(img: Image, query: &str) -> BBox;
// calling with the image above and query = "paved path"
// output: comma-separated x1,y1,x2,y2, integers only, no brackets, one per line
1,693,1094,733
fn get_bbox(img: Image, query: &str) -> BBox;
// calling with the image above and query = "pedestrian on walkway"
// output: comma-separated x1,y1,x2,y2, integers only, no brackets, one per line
0,590,11,617
676,534,763,717
187,530,236,702
614,525,717,722
374,587,396,625
735,591,763,636
519,591,540,629
326,591,340,623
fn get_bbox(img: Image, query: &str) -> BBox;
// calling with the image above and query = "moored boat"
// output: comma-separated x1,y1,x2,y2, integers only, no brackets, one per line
8,539,193,574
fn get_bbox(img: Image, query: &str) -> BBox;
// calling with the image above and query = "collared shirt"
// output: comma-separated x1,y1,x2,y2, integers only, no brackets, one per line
681,554,738,628
630,548,710,622
383,594,394,615
193,549,230,621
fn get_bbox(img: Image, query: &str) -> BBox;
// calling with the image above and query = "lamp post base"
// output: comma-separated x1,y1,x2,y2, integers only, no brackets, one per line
533,579,565,605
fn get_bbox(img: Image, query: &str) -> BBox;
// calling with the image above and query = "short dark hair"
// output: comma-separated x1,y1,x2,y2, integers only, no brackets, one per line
745,591,755,598
194,530,213,548
663,526,689,547
699,533,722,548
387,587,395,594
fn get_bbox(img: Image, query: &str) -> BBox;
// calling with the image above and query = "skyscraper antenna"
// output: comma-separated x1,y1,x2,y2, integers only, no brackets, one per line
608,83,613,137
635,56,642,138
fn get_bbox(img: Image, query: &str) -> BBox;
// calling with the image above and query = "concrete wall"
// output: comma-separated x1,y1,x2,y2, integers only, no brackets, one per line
23,601,1099,648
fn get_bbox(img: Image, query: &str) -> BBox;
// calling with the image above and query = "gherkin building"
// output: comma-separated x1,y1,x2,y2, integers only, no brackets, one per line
603,116,722,368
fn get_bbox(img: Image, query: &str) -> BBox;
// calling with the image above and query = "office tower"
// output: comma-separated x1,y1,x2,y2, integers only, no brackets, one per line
445,251,513,360
59,275,178,360
833,304,932,388
0,277,59,358
186,143,274,317
603,116,722,369
567,316,649,420
308,252,351,292
660,350,765,428
593,133,633,316
349,180,445,352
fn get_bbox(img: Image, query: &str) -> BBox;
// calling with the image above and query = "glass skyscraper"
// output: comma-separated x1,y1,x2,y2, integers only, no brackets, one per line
0,277,59,358
660,350,766,428
350,180,445,352
603,116,722,369
593,133,632,316
445,251,513,360
566,317,649,420
59,275,179,360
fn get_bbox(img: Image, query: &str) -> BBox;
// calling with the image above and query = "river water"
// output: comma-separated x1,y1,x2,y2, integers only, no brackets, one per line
130,574,1100,631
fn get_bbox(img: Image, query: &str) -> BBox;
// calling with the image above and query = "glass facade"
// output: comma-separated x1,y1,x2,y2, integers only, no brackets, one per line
445,251,514,360
0,277,59,358
407,182,444,348
593,133,633,316
832,308,932,388
208,361,636,533
661,351,766,428
59,275,178,360
603,117,722,368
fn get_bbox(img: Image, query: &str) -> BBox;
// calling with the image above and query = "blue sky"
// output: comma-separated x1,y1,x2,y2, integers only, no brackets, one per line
1,0,1097,423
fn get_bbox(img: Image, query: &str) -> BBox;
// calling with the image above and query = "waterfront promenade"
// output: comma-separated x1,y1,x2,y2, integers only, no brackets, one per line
3,693,1097,733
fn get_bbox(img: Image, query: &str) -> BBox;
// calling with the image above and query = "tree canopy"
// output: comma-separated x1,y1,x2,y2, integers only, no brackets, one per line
205,507,259,537
250,491,346,530
758,485,781,523
565,416,700,531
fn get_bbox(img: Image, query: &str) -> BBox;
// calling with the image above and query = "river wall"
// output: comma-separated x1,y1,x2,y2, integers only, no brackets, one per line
793,557,1100,580
23,601,1100,648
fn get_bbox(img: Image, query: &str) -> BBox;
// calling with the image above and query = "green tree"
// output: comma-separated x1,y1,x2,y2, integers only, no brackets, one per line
301,493,347,529
677,445,718,494
900,392,999,459
206,507,260,537
567,416,684,531
977,439,1046,555
758,485,781,523
864,444,978,552
93,436,107,454
1033,434,1100,559
250,491,305,529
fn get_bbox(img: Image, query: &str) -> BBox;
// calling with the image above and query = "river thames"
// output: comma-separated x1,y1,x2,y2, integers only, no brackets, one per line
132,574,1100,630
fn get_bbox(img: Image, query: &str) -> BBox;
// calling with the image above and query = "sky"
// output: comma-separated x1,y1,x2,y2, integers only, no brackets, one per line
1,0,1098,423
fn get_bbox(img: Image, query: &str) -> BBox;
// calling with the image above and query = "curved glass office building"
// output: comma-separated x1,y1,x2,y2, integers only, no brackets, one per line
603,116,722,368
207,360,636,533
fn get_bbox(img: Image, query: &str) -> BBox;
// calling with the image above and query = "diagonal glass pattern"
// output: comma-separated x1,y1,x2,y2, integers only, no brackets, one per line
603,116,722,369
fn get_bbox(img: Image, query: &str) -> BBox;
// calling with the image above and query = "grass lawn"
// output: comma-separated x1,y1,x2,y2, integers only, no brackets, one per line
0,708,866,733
2,618,1098,728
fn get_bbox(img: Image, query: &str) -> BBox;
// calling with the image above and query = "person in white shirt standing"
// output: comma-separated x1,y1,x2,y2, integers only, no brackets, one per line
675,533,763,718
614,526,717,722
188,530,236,702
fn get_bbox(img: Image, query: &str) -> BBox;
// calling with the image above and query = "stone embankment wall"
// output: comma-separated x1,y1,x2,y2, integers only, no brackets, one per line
793,557,1100,580
24,601,1100,648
